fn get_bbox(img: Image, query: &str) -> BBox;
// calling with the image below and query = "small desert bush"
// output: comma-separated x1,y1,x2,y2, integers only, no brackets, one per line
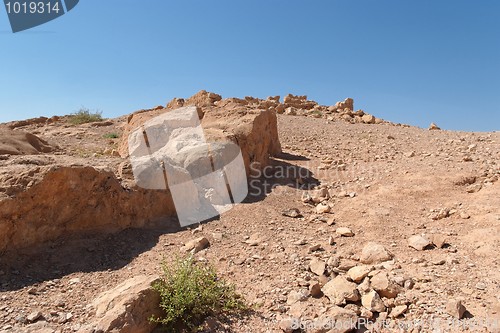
69,107,103,125
150,255,246,332
103,132,120,139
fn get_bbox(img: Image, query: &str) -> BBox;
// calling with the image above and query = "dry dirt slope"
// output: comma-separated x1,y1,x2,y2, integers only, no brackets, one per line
0,95,499,333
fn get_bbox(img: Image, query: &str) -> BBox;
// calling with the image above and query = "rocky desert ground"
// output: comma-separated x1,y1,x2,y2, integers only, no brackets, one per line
0,91,499,333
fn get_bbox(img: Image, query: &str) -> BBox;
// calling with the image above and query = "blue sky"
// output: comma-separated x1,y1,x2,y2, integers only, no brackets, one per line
0,0,499,131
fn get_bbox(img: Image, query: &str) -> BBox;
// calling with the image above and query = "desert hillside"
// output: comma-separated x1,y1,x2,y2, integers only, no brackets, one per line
0,91,499,333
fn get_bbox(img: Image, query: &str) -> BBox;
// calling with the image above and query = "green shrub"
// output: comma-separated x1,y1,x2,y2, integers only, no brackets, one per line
69,107,103,125
103,133,120,139
150,255,247,332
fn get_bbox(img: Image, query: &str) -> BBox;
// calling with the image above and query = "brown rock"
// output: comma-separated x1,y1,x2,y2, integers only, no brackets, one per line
408,235,431,251
369,273,400,298
390,305,408,318
361,290,386,313
445,300,466,319
0,129,55,155
361,114,376,124
336,227,354,237
309,258,326,276
316,203,331,214
347,265,373,283
181,237,210,253
429,122,441,130
118,94,282,177
309,283,323,298
310,306,358,333
360,242,393,264
87,275,161,333
430,234,447,248
322,276,360,305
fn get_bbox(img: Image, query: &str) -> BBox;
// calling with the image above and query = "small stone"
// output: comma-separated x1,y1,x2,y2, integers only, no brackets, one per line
308,244,322,253
370,273,400,298
279,317,297,333
191,225,203,234
362,114,375,124
432,259,446,265
357,277,371,294
328,236,336,245
312,306,358,332
282,208,301,218
316,203,331,214
429,122,441,130
327,256,340,268
69,278,81,285
338,259,358,271
430,234,447,248
311,188,329,203
404,279,415,289
390,305,407,318
408,235,431,251
286,290,308,305
361,290,386,313
431,208,450,220
233,258,245,265
181,237,210,253
326,217,336,226
360,307,374,319
347,265,373,283
27,311,42,322
309,258,326,276
212,232,223,241
475,282,487,290
336,227,354,237
322,276,360,305
445,300,466,319
360,242,393,264
460,212,470,219
405,151,416,158
309,283,323,298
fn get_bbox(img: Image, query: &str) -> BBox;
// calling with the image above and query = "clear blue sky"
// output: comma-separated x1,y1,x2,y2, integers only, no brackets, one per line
1,1,499,131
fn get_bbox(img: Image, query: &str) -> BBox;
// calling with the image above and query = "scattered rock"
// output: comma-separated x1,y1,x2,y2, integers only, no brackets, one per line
282,208,301,218
362,114,376,124
309,283,323,298
445,300,466,319
26,311,42,323
336,227,354,237
347,265,373,283
369,273,400,298
311,306,358,333
429,122,441,130
360,242,393,264
430,234,447,248
361,290,386,313
315,203,331,214
86,275,161,333
431,208,450,220
408,235,432,251
322,276,360,305
181,237,210,253
286,290,308,305
390,305,408,318
279,317,296,333
309,258,326,276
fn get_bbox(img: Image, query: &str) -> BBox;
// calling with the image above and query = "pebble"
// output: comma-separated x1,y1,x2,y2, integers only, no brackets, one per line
408,235,431,251
336,227,354,237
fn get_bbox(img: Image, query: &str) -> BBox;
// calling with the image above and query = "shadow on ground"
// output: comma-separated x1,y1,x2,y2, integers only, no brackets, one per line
0,152,317,291
0,218,180,291
243,152,319,204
